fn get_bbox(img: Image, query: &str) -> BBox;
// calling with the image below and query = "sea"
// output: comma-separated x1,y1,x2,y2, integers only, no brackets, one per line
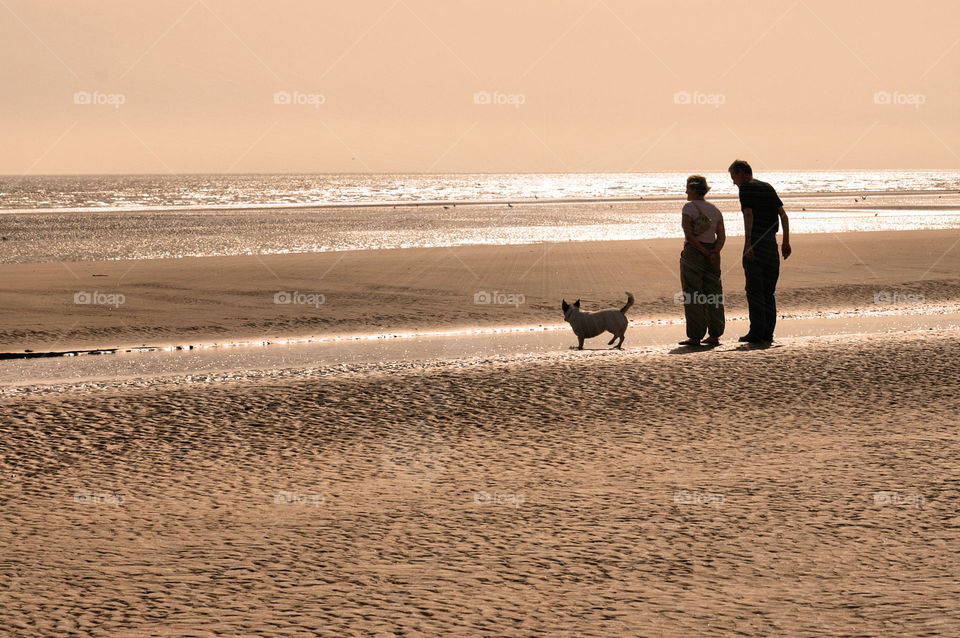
1,171,958,263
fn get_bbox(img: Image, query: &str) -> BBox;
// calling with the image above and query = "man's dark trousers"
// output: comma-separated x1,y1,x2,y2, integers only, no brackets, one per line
743,237,780,340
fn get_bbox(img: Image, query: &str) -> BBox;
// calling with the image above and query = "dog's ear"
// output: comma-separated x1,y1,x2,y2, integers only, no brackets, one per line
561,299,569,311
574,299,580,308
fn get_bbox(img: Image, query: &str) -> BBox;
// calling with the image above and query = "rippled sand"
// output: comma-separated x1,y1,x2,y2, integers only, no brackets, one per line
2,330,959,636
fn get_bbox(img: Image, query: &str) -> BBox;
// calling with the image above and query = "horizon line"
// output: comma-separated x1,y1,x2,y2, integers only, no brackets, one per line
2,168,958,178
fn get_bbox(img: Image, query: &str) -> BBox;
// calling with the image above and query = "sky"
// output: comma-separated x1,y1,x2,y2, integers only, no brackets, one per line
1,0,958,174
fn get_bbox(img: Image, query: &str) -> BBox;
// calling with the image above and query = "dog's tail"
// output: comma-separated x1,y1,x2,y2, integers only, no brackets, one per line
620,291,635,314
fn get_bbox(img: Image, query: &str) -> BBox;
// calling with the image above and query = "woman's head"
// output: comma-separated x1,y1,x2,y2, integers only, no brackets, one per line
686,175,710,200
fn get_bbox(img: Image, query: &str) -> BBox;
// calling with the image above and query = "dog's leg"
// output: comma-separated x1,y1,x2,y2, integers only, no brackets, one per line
578,336,584,350
607,335,617,345
616,334,625,349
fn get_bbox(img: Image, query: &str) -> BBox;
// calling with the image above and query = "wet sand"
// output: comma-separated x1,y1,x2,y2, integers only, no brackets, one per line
1,228,958,353
2,329,959,636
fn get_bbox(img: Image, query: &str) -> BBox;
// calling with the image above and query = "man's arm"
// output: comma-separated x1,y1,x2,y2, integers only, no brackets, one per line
778,206,791,259
742,208,754,260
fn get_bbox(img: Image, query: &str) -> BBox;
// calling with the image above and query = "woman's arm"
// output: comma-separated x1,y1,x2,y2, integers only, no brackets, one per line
681,214,710,255
715,217,725,252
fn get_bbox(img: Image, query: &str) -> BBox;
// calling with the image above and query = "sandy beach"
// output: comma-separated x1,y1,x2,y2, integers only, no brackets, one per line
2,328,960,636
4,0,959,632
2,225,960,635
3,212,960,636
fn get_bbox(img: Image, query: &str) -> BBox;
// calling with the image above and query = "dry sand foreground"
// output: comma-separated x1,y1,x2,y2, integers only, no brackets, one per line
3,329,960,636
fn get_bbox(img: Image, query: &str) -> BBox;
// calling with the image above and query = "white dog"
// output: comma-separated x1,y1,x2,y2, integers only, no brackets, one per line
561,292,634,350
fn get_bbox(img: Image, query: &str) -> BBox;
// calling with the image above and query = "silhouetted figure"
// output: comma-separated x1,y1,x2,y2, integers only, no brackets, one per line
678,175,725,347
728,160,791,344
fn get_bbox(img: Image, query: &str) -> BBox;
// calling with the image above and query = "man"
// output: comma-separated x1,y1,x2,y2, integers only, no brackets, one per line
728,159,791,344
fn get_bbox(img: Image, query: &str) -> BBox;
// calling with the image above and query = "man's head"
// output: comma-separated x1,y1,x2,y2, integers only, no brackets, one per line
728,159,752,186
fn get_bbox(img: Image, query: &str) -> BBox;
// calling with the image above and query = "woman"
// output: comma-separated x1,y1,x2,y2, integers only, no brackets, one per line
678,175,725,346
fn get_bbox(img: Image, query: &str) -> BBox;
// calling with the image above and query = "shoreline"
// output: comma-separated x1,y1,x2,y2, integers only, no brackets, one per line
3,187,959,215
4,315,960,396
2,300,958,361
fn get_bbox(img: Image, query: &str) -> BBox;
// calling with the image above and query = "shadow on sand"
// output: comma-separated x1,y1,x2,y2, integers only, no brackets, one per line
668,342,777,354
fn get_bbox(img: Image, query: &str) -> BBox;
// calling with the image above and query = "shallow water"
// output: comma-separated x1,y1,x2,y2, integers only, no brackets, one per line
2,170,957,211
2,193,959,264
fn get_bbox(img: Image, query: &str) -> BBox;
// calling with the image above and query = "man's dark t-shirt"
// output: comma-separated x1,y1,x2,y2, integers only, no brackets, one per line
738,179,783,242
